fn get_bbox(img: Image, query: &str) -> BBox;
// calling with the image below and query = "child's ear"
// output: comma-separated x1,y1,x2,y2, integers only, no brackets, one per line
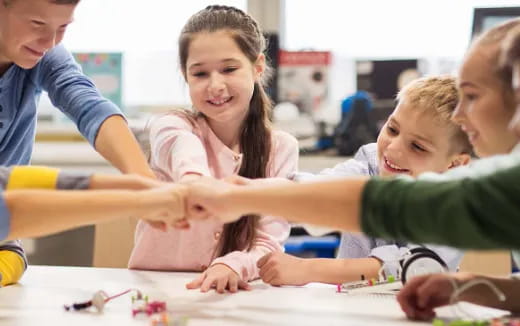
254,54,266,79
448,153,471,169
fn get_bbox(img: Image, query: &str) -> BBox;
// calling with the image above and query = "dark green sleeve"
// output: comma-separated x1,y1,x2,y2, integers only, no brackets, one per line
361,164,520,249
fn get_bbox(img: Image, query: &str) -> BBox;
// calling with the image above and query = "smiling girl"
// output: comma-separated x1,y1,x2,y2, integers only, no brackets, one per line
128,5,298,294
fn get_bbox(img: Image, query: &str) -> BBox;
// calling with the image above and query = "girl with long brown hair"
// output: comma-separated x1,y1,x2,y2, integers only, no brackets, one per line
128,5,298,293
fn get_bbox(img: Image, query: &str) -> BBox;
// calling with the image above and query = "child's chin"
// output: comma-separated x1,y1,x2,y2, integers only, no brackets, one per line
380,170,411,178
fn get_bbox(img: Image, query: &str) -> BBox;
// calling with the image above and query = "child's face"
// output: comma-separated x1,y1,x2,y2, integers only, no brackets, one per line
185,31,264,126
377,101,468,177
0,0,75,69
452,45,518,157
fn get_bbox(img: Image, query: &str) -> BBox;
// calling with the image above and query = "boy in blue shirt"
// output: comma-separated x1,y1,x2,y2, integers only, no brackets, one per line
0,0,155,285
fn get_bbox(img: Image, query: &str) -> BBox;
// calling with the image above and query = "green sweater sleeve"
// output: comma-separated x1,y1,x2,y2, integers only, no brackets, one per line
361,164,520,249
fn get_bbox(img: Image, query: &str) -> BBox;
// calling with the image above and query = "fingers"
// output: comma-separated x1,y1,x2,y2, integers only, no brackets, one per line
186,273,206,290
189,265,250,294
228,276,238,293
261,267,280,285
257,252,273,269
147,220,167,231
397,275,427,319
415,276,452,314
216,277,228,294
238,279,251,291
173,218,190,229
397,274,451,321
200,274,216,293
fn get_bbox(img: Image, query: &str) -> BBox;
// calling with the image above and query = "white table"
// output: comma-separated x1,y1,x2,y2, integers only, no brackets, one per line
0,266,505,326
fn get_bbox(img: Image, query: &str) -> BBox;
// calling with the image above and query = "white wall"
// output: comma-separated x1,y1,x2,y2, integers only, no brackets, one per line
49,1,519,111
284,0,520,106
61,0,246,108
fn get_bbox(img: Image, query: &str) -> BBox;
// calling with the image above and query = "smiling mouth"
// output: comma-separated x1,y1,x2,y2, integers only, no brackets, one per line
24,46,45,57
383,157,410,173
465,130,479,143
207,97,233,106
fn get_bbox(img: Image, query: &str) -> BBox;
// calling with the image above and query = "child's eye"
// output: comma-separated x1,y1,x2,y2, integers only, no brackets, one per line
31,20,45,26
222,67,238,73
411,143,426,152
387,126,398,135
192,71,207,78
464,93,478,101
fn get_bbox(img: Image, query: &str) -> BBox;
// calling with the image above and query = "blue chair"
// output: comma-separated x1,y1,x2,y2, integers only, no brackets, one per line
284,235,340,258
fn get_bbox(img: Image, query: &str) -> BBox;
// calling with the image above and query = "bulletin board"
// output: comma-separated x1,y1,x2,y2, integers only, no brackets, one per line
73,52,123,110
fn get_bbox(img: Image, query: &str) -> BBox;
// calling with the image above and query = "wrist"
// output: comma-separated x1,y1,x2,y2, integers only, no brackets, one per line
137,188,173,215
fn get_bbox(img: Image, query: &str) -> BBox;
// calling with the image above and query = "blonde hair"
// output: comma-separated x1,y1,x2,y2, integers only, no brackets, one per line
500,24,520,77
397,76,472,154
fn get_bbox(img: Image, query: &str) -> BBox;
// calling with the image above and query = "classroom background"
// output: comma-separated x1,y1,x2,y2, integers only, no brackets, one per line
29,0,519,276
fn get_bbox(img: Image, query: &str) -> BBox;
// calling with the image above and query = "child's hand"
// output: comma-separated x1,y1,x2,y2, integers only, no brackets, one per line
257,252,311,286
397,273,464,320
185,177,244,223
185,264,251,293
141,185,187,230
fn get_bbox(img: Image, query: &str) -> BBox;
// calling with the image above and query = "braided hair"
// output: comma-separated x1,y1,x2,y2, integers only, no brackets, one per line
179,5,273,256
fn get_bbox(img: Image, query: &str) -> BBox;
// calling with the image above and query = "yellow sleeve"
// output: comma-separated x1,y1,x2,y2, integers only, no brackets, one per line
0,250,25,286
6,166,59,190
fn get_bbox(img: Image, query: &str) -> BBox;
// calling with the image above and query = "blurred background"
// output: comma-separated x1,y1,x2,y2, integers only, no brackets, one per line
28,0,519,275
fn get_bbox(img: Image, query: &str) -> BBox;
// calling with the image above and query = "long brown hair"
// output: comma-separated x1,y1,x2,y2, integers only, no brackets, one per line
178,5,273,256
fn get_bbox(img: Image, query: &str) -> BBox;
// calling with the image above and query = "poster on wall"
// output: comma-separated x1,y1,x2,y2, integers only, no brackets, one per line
73,52,123,110
277,50,331,116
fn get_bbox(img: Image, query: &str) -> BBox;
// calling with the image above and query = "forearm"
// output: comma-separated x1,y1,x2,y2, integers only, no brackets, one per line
95,116,155,178
226,178,366,232
5,189,170,240
306,257,381,284
456,274,520,312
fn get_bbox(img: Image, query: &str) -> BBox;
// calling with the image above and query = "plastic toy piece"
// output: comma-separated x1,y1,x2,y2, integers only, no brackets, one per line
432,317,520,326
65,289,142,313
64,290,108,312
401,250,448,284
150,312,189,326
132,297,167,317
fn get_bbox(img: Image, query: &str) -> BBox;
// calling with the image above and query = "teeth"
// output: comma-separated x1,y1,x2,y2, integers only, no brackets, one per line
209,97,230,105
386,158,405,170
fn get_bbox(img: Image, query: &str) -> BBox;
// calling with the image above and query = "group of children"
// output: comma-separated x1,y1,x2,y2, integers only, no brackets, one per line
0,0,519,322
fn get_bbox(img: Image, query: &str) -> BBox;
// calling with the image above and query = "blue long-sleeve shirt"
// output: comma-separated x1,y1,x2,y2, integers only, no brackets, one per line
0,44,122,238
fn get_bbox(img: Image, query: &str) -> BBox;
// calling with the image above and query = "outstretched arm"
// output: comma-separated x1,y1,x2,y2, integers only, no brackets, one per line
5,185,185,240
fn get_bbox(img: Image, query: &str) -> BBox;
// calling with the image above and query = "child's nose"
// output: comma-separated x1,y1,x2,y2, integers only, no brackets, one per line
451,103,466,125
38,31,57,50
387,138,404,158
208,73,225,94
